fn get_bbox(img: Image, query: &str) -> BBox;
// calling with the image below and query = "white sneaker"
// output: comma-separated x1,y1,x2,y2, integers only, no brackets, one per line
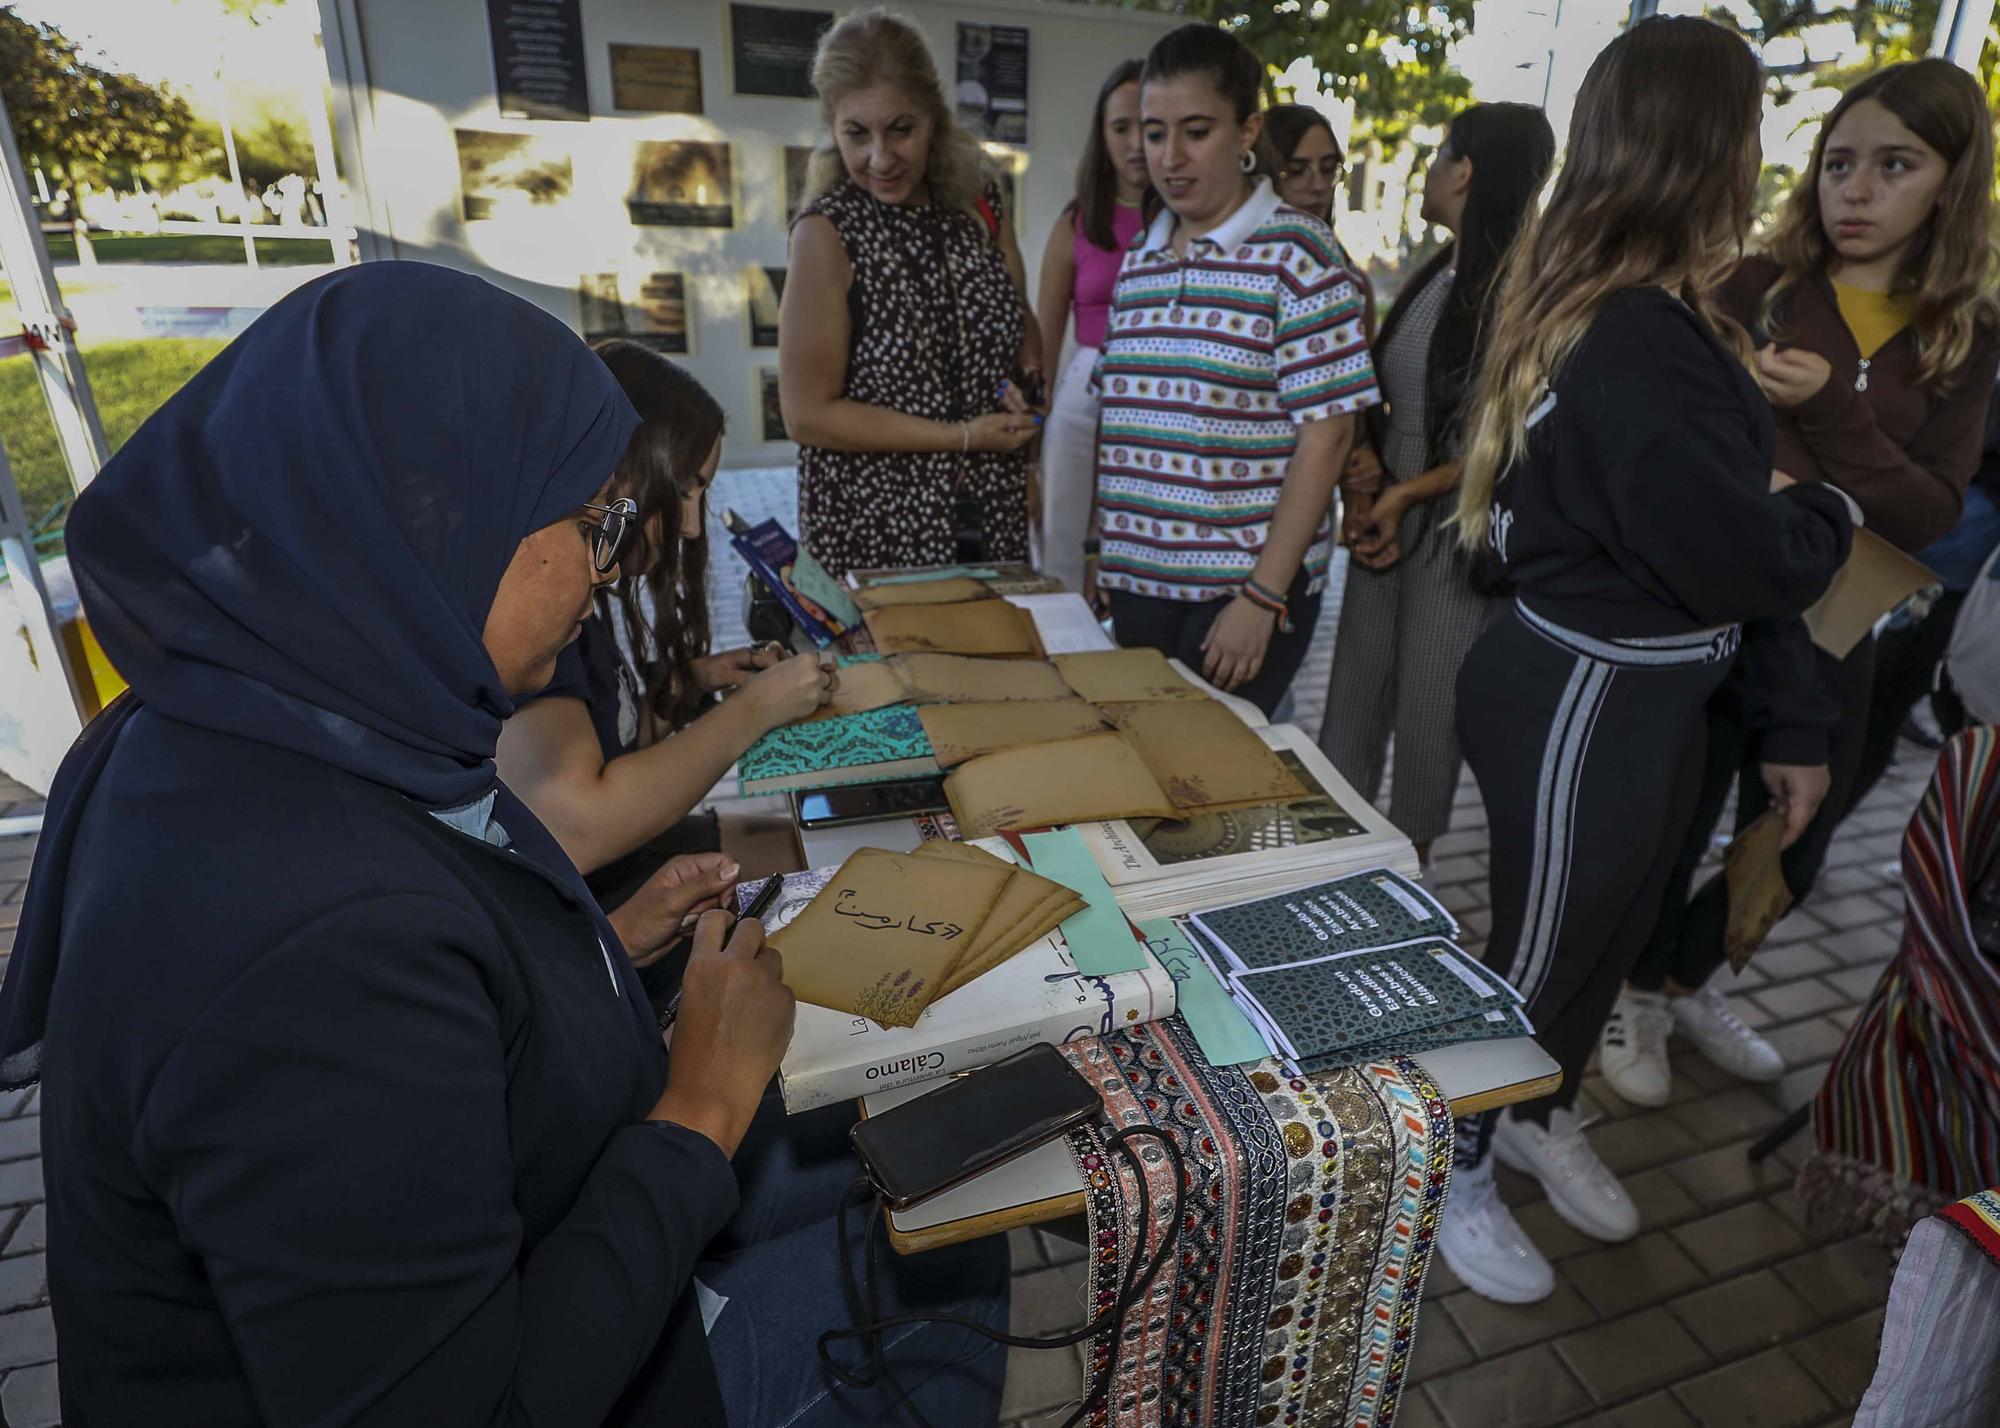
1599,988,1674,1108
1672,983,1784,1083
1493,1106,1640,1243
1437,1158,1556,1304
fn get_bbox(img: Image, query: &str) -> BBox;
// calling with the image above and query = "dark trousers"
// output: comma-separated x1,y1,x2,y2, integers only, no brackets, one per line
1454,604,1735,1166
1628,637,1875,995
1106,567,1322,718
1847,593,1967,816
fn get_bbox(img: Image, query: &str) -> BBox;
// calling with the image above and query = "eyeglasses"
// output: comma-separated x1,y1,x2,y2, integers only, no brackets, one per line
1283,157,1345,183
578,497,638,574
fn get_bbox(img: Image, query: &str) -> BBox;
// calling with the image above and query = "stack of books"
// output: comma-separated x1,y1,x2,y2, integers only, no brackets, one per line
1183,868,1530,1071
1069,724,1418,921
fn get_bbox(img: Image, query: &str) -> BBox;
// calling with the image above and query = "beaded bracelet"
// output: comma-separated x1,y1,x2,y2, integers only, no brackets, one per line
1239,578,1292,632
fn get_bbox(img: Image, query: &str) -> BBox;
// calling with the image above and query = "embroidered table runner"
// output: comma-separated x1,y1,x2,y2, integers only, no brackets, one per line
1060,1017,1451,1428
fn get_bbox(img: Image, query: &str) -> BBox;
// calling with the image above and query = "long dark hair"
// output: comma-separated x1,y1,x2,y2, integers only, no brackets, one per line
589,339,725,738
1072,59,1145,250
1140,24,1278,178
1413,102,1556,462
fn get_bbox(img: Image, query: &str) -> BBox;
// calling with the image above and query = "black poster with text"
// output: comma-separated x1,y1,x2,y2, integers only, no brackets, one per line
486,0,589,122
731,3,831,99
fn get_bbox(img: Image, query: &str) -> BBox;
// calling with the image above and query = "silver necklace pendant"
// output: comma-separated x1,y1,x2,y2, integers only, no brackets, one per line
1855,358,1870,393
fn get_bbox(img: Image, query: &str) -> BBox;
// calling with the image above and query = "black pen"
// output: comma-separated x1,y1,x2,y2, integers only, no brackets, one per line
660,875,785,1031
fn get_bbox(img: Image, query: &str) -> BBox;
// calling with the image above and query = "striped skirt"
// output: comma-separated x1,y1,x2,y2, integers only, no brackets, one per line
1800,725,2000,1242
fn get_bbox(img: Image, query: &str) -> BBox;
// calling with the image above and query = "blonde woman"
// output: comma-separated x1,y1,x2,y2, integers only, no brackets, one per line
779,8,1042,577
1440,17,1855,1304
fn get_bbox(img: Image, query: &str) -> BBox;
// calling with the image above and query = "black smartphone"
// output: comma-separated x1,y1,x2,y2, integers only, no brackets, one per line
793,776,950,828
850,1043,1102,1211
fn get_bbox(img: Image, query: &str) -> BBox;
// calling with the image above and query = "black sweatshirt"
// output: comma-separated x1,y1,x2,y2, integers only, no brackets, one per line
1489,287,1852,660
42,709,739,1426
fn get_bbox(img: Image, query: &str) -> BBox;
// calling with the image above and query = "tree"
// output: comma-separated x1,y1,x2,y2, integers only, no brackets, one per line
1118,0,1476,146
0,11,198,191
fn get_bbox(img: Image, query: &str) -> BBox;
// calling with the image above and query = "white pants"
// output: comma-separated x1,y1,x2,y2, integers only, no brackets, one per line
1034,344,1100,596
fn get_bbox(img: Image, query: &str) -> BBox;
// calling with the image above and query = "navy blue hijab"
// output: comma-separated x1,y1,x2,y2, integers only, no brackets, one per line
0,262,640,1083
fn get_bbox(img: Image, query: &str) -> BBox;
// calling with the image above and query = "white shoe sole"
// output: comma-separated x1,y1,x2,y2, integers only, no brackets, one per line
1598,1062,1672,1109
1492,1135,1639,1245
1683,1038,1784,1084
1436,1238,1554,1305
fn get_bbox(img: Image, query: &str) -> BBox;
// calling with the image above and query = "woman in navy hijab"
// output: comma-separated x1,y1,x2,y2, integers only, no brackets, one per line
0,264,1006,1425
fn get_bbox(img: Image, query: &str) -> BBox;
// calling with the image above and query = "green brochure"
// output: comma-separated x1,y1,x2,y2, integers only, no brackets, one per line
788,547,862,628
1142,917,1270,1067
1021,827,1150,975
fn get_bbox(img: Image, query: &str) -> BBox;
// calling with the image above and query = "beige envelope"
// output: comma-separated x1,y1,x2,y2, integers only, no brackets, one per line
865,601,1047,658
769,848,1012,1028
908,842,1083,994
890,654,1074,706
945,731,1178,837
1804,529,1936,659
852,576,996,610
1052,648,1204,703
1099,700,1306,812
1723,808,1796,974
919,698,1111,767
808,659,908,720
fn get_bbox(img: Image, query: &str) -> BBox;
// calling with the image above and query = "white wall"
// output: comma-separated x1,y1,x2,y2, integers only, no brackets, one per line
324,0,1178,468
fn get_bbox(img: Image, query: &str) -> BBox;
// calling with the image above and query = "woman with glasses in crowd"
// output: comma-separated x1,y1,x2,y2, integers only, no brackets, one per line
781,7,1042,578
499,342,833,927
1319,102,1555,868
3,263,1009,1427
1605,58,2000,1109
1032,58,1150,596
1443,17,1854,1304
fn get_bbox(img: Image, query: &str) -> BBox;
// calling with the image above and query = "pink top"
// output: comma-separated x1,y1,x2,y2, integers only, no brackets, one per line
1071,202,1146,351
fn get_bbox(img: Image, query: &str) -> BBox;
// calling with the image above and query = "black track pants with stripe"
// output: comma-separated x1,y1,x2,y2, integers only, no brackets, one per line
1451,602,1736,1168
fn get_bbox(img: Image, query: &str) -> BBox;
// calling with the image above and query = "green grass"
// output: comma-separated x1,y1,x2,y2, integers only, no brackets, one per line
44,233,336,267
1,339,228,536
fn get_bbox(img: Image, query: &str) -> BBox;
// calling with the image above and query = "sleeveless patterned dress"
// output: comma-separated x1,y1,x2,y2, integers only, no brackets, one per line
796,179,1029,577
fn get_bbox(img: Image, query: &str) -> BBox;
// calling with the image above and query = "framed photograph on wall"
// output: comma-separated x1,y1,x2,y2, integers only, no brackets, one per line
486,0,589,122
455,129,574,222
759,367,787,443
981,145,1027,236
730,4,831,99
628,141,735,227
782,145,814,224
747,266,785,347
578,272,626,342
954,23,1029,144
608,43,704,114
578,271,692,354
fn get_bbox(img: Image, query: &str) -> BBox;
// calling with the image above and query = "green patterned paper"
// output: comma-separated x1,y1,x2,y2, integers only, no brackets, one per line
1298,1001,1533,1073
1228,939,1505,1063
1190,869,1456,975
737,704,935,794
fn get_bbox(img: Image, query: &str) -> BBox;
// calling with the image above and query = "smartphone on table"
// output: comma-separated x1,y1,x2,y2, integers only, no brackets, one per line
793,776,951,829
849,1043,1103,1211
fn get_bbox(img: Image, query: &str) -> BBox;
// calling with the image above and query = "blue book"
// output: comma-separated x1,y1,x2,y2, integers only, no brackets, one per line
737,705,938,796
728,517,858,648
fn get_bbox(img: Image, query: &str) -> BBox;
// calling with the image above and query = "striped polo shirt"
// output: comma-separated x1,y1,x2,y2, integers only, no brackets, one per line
1092,179,1378,602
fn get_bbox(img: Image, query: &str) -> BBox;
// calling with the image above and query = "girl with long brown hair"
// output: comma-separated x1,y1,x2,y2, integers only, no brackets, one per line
1608,59,2000,1109
1032,57,1149,595
1442,16,1854,1305
500,342,834,909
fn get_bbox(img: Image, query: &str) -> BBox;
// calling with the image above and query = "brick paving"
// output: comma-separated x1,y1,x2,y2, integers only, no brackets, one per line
0,588,1935,1424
